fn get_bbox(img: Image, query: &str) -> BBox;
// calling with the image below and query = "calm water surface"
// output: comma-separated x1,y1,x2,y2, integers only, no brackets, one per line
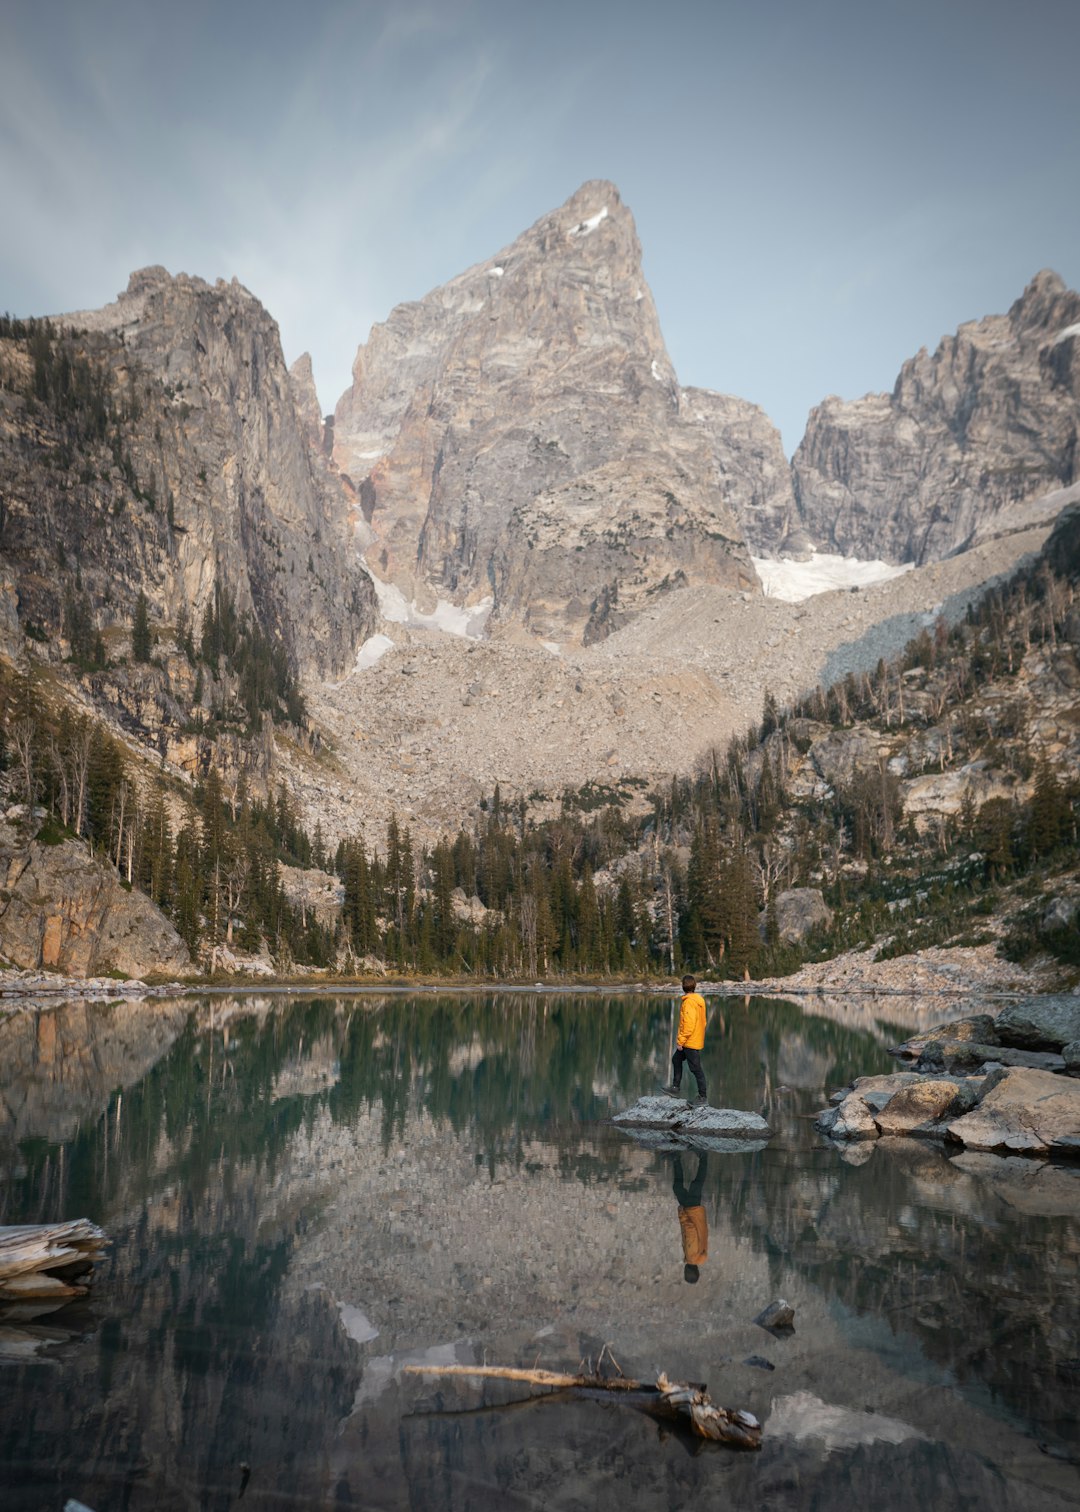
1,992,1078,1511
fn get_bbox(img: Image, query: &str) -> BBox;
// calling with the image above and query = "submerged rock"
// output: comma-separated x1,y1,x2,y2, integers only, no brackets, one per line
754,1299,795,1331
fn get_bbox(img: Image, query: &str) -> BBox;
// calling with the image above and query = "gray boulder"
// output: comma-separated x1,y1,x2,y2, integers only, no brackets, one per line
946,1067,1080,1156
1064,1041,1080,1078
892,1015,998,1061
1042,896,1078,933
851,1072,927,1109
822,1092,879,1140
754,1299,795,1331
613,1095,771,1143
766,888,833,945
916,1040,1065,1075
874,1079,976,1136
0,825,190,979
995,996,1080,1052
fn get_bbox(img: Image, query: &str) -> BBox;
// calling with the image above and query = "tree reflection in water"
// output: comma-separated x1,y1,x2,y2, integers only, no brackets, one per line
0,992,1076,1510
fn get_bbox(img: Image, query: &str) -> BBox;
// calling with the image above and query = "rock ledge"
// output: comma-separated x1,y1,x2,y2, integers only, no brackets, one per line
614,1095,771,1152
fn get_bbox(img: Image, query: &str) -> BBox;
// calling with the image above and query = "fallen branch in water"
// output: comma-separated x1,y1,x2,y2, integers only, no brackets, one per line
402,1362,762,1449
0,1220,107,1302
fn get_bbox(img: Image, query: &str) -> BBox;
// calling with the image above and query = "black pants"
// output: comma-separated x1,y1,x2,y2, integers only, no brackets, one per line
672,1046,706,1098
672,1151,708,1208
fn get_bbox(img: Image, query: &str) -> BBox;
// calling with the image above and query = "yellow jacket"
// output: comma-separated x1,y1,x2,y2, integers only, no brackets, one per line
677,992,707,1050
678,1205,708,1264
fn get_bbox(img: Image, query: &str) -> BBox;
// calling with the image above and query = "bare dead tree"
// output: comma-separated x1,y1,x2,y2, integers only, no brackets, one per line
10,717,36,823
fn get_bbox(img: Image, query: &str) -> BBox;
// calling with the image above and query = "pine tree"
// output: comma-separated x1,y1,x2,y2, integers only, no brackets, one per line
132,591,152,662
1028,758,1067,858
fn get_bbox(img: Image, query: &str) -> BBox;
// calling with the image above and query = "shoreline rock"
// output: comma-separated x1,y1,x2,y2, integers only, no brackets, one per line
613,1094,771,1153
816,995,1080,1159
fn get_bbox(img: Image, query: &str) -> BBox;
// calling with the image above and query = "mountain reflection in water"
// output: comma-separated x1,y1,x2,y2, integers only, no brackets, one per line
1,992,1077,1511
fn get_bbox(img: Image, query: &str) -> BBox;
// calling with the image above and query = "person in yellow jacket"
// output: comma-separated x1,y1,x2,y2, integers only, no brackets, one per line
673,1150,708,1283
663,973,708,1103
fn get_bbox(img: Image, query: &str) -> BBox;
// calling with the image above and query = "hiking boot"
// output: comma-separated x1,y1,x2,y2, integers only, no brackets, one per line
659,1083,681,1095
693,1094,709,1106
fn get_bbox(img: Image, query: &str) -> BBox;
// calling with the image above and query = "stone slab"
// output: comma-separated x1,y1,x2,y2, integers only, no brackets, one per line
613,1095,771,1140
946,1067,1080,1156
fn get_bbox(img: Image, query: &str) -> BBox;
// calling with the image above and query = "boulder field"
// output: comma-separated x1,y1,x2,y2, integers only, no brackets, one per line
816,996,1080,1157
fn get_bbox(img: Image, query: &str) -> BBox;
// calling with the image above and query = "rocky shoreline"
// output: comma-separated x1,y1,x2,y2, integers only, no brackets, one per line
816,995,1080,1157
0,934,1068,1010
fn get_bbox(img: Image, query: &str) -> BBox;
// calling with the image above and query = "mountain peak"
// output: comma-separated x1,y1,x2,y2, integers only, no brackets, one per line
333,180,754,642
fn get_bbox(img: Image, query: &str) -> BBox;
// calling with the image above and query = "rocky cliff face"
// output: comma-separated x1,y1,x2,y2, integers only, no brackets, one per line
0,998,190,1149
333,181,757,643
681,387,800,556
0,267,375,676
0,821,191,978
791,270,1080,564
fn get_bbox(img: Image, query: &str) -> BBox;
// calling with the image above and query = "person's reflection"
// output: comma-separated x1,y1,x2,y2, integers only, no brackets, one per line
672,1150,709,1283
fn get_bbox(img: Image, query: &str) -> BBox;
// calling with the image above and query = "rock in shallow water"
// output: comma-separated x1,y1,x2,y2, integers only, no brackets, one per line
754,1299,795,1330
946,1067,1080,1156
874,1078,975,1136
995,997,1080,1052
612,1095,771,1141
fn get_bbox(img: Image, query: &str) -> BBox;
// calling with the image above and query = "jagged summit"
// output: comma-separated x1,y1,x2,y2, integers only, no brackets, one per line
333,180,758,644
791,269,1080,565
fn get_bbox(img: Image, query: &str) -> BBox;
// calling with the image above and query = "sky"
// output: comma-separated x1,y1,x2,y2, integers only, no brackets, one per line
2,0,1078,451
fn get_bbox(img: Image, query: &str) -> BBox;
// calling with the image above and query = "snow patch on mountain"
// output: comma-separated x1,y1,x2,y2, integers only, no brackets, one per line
753,553,913,602
354,633,395,671
366,571,494,638
568,206,608,238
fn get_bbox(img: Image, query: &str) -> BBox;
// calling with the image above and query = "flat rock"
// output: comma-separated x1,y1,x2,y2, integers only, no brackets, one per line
995,996,1080,1052
946,1067,1080,1156
613,1095,771,1140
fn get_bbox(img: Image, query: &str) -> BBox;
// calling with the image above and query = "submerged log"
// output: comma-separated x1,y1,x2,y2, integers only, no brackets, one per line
0,1220,107,1302
402,1362,762,1449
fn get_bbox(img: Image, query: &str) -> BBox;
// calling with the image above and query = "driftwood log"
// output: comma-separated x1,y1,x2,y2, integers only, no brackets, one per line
0,1220,107,1301
402,1362,762,1449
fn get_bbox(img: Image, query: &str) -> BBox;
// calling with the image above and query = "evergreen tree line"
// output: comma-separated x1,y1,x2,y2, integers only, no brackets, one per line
2,543,1077,979
0,670,328,971
188,581,306,729
645,552,1080,971
1,318,114,451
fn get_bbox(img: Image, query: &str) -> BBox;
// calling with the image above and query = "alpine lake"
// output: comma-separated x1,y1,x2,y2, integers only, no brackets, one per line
1,990,1078,1511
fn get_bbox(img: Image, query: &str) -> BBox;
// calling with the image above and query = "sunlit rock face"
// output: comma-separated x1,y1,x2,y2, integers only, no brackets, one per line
333,181,757,644
680,387,798,556
0,823,190,980
791,270,1080,565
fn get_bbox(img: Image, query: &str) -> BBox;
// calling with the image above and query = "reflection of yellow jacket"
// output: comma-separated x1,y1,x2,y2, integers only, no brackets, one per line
678,1205,708,1264
677,992,707,1050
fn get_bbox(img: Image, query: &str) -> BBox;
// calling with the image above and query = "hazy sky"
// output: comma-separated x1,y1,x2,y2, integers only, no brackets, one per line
3,0,1078,450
